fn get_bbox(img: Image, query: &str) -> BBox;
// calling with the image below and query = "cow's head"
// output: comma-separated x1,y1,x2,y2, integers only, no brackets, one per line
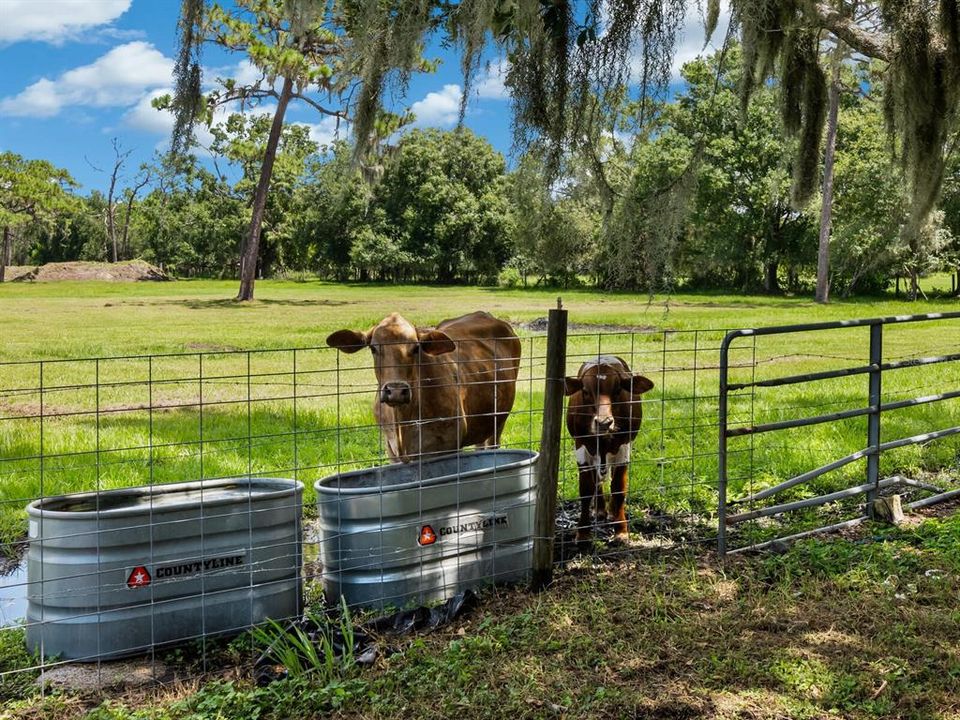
326,313,456,407
565,357,654,435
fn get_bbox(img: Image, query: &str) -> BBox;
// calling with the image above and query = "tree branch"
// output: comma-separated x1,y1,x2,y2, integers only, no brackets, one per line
290,92,348,118
807,2,890,61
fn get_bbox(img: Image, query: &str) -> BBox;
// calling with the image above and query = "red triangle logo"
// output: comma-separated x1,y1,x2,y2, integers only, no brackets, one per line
127,566,152,589
418,525,437,546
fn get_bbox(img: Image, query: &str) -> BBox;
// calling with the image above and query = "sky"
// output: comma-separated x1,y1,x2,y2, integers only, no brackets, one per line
0,0,728,194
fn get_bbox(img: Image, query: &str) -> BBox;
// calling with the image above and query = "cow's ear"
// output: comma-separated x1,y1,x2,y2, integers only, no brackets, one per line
625,374,654,396
418,329,457,356
564,377,583,396
326,329,367,353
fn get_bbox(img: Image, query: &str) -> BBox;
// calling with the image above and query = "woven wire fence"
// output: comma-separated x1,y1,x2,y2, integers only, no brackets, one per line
0,323,725,691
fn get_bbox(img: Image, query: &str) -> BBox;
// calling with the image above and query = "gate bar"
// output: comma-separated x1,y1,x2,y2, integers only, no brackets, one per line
878,424,960,452
727,352,960,394
727,481,876,525
728,363,877,391
726,516,869,554
726,405,876,438
881,389,960,413
732,446,873,504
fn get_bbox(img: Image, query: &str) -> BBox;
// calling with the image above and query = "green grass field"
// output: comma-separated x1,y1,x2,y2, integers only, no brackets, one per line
2,278,960,719
1,279,959,550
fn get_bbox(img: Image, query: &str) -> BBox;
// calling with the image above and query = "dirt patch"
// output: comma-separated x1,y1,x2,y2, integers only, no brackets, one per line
517,316,656,334
8,260,170,283
2,266,38,282
37,659,168,692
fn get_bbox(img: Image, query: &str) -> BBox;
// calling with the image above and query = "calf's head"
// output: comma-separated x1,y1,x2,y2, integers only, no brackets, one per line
326,313,457,407
565,358,654,435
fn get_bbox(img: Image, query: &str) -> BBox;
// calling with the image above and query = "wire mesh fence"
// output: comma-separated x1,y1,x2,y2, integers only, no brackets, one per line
0,317,727,690
1,310,958,693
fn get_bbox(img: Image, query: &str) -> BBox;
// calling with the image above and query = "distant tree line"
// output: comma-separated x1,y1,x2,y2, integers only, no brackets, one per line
3,46,960,298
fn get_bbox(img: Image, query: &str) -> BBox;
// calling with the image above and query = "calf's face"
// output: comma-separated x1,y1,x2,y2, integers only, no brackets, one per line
326,313,456,408
565,362,654,436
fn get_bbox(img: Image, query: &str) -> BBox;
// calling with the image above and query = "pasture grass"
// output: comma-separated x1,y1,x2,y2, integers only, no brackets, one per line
0,279,959,550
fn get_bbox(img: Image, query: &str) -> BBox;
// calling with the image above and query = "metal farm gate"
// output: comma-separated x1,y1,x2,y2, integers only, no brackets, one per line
718,311,960,555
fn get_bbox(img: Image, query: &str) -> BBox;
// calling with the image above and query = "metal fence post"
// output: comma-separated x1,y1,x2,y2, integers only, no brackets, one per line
866,322,883,510
531,300,567,591
717,331,737,557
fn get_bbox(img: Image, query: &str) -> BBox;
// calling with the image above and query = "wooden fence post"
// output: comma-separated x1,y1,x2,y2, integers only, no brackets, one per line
531,299,568,591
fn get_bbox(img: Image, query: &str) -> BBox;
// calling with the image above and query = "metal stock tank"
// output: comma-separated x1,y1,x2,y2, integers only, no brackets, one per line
315,449,538,609
25,477,302,661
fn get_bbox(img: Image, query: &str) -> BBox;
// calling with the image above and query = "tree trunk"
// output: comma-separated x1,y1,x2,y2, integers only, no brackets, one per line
237,75,294,301
910,269,919,300
0,226,9,283
816,43,843,304
764,260,780,293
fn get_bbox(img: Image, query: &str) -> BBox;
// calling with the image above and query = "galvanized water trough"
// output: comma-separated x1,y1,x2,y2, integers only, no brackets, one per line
315,449,538,609
25,477,302,661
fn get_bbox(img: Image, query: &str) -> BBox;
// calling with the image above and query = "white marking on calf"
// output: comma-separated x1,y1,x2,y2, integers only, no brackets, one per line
606,443,631,467
574,444,601,471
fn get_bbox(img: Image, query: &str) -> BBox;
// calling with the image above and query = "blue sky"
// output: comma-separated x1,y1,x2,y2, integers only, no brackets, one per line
0,0,725,193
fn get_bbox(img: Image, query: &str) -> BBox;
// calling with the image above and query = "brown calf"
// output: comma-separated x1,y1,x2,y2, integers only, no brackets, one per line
326,311,521,463
565,355,654,543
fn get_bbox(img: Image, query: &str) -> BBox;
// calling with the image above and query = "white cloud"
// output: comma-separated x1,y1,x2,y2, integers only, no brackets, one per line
295,116,348,149
670,0,731,79
409,84,463,128
232,60,268,87
0,41,173,117
126,90,345,155
123,88,176,135
0,0,132,44
474,59,509,100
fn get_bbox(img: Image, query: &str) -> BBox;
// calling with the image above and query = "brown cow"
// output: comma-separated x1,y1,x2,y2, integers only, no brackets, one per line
565,355,654,543
326,311,521,463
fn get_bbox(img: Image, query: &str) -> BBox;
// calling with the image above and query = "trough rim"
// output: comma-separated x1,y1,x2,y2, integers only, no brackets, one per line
26,476,303,519
314,449,539,496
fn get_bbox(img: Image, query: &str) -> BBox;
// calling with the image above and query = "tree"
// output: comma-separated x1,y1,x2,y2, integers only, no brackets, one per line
166,0,432,300
207,112,319,277
815,41,844,303
506,150,602,287
374,128,511,283
0,152,77,281
134,153,245,277
283,142,372,279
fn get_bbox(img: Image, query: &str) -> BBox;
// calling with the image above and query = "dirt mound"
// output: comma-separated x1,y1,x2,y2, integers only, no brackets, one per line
517,316,655,334
8,260,170,282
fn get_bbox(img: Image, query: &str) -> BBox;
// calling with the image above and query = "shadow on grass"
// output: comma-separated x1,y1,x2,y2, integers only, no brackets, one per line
157,298,354,310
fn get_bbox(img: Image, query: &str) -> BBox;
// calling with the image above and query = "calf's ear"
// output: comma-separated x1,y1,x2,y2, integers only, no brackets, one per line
326,329,367,353
418,329,457,356
626,374,654,396
564,377,583,396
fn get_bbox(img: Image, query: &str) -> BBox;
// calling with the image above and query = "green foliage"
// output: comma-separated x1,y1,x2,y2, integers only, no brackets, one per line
252,597,356,681
507,149,601,287
374,128,510,283
0,152,77,230
0,627,38,702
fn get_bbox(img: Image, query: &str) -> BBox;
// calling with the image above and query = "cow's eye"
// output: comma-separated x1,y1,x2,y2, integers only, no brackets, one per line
369,346,378,355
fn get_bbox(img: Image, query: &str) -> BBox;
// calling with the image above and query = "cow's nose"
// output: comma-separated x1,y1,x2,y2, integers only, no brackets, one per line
596,416,615,432
380,382,412,406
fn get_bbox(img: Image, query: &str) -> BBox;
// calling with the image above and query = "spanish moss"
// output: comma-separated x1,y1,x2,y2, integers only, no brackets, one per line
170,0,206,157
